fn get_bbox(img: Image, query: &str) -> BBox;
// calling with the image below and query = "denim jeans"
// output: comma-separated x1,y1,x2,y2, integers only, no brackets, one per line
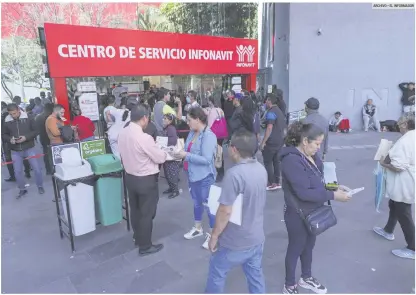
188,174,215,228
205,243,265,294
11,147,43,190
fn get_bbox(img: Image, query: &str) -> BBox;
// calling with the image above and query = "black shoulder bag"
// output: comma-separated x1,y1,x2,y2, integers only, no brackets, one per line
290,156,337,236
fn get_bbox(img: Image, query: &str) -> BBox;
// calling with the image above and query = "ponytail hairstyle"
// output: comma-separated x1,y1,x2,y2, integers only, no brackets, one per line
285,121,324,147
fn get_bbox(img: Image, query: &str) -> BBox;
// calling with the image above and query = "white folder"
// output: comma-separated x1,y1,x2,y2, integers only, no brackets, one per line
208,185,242,226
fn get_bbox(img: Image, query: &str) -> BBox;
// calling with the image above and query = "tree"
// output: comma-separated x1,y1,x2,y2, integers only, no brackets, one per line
136,4,174,32
1,35,46,98
1,73,14,100
160,3,258,39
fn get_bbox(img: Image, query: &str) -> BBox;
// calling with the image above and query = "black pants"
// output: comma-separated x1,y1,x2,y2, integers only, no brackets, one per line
163,161,181,192
384,199,415,251
2,141,30,178
285,209,316,286
125,173,159,250
216,138,225,179
262,146,281,185
42,144,52,174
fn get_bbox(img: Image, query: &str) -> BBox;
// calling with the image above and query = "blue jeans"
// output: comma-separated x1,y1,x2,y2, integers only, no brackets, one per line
81,136,95,142
11,147,43,190
188,174,215,228
205,243,266,294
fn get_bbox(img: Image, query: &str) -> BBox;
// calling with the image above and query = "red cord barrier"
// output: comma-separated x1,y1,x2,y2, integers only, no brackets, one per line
1,153,45,166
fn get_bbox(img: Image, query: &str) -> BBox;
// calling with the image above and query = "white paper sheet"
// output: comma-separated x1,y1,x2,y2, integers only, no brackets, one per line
208,185,242,226
374,139,393,160
156,136,168,147
323,162,337,184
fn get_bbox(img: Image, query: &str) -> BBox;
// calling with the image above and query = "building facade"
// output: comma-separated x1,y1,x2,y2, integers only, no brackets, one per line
259,3,415,129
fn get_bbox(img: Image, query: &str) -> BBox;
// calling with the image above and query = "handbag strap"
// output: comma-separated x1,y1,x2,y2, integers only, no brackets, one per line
286,155,331,215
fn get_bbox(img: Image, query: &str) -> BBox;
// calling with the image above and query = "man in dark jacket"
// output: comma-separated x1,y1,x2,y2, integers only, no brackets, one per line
223,90,235,126
3,103,44,198
399,82,415,114
35,103,54,175
260,93,287,190
2,103,31,182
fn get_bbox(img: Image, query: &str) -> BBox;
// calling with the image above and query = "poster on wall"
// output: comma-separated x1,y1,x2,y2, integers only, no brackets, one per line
79,93,99,121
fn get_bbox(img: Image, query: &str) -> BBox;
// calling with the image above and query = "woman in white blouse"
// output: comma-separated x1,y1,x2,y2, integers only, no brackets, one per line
373,112,415,260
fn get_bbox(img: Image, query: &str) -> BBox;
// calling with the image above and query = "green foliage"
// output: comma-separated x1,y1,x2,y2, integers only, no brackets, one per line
160,3,257,39
136,5,174,32
1,36,46,88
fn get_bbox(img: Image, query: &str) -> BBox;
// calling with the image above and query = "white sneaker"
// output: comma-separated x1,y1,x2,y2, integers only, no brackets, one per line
202,233,211,250
184,227,203,240
298,277,327,294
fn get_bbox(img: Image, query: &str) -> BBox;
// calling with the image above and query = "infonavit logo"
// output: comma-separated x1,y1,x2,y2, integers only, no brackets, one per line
372,3,414,9
236,45,255,68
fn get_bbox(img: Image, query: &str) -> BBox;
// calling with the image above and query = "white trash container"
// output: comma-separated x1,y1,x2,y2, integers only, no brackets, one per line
55,149,96,237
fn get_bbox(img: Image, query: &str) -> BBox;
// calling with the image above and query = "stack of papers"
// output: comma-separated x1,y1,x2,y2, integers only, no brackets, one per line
374,139,393,161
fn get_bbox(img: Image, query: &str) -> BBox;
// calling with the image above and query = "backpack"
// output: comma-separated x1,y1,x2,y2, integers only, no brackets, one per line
59,125,75,143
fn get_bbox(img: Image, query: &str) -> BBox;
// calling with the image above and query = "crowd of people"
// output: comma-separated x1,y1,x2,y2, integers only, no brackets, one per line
1,93,96,199
1,83,414,293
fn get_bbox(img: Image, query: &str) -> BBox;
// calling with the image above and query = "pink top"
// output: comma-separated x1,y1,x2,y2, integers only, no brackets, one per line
118,122,167,176
206,107,224,128
183,142,193,171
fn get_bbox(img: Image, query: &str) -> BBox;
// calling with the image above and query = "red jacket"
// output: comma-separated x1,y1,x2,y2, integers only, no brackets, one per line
72,115,95,140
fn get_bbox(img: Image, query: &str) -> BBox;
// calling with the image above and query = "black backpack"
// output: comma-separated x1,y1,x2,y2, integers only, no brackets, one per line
59,125,75,143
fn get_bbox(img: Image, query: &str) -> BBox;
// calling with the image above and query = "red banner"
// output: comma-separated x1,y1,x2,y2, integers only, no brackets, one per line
44,23,258,78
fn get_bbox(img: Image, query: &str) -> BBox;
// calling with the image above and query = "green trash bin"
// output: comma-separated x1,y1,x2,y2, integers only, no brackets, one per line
87,154,124,226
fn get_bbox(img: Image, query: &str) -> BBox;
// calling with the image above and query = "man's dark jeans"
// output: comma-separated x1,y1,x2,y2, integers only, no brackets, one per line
262,145,282,185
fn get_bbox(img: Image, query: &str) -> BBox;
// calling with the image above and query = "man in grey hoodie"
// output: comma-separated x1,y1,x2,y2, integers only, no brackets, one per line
302,97,328,160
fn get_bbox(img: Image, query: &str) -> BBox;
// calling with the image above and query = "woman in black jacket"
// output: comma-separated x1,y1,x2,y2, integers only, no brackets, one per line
279,122,351,294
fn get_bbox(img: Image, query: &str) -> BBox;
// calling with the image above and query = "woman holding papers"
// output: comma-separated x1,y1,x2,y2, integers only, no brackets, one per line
373,113,415,260
279,122,351,294
174,107,218,250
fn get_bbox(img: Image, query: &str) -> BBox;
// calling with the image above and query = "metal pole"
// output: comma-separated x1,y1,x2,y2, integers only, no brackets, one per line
64,186,75,253
52,176,63,239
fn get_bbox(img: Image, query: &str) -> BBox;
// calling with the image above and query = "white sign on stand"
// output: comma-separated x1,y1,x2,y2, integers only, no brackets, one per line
77,82,97,92
267,85,273,93
231,77,242,84
79,93,99,121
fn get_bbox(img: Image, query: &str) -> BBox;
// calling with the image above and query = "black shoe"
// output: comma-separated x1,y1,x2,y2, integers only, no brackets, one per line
38,187,45,194
168,190,180,199
139,244,164,256
283,285,299,294
4,177,16,182
25,172,31,179
16,190,28,199
163,188,173,194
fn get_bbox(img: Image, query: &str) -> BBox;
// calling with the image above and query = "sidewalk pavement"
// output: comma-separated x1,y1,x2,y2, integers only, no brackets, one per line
2,131,414,294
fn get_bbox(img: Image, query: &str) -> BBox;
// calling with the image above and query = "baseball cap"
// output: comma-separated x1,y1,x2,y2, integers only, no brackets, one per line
305,97,320,110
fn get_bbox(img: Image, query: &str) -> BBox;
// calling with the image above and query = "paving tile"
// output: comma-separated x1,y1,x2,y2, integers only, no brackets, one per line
34,276,78,294
69,255,137,293
87,234,136,264
126,261,182,293
2,251,95,293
